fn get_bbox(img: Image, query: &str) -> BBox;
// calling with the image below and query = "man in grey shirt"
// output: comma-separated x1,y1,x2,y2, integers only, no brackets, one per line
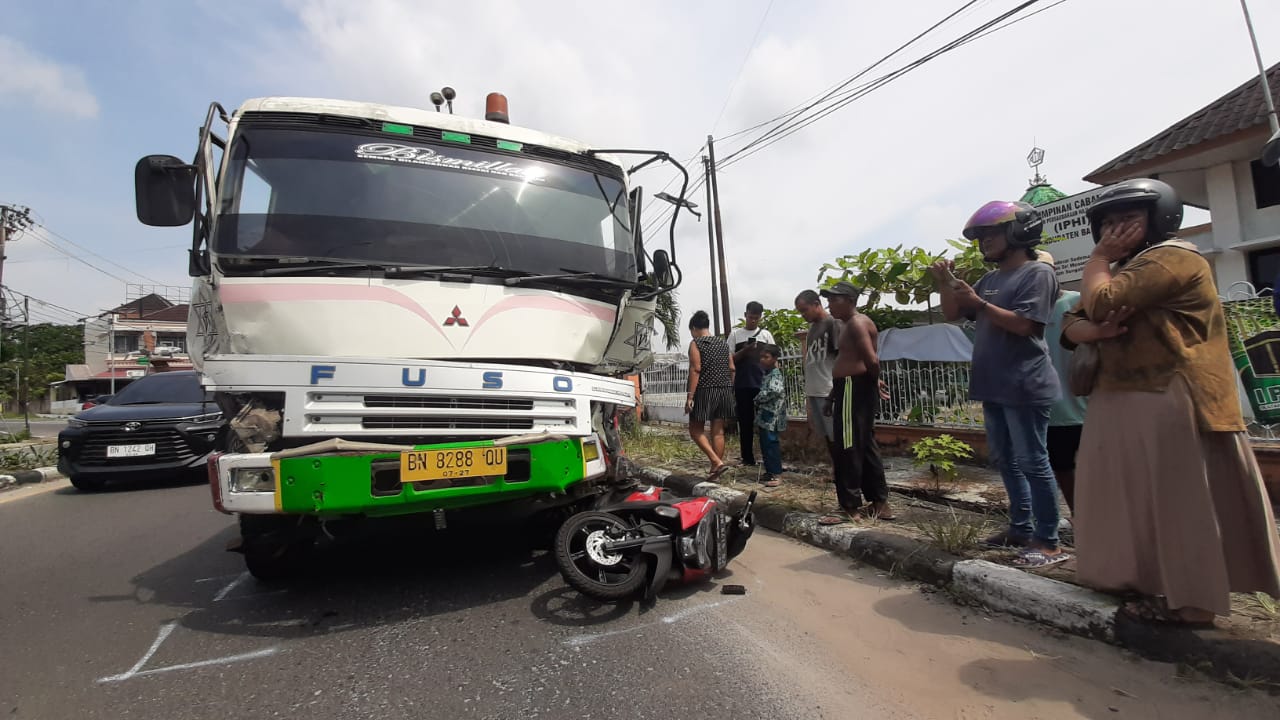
795,289,839,448
931,200,1066,568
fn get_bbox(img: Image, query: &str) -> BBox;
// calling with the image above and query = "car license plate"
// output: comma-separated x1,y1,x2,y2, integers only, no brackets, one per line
400,447,508,483
107,443,156,458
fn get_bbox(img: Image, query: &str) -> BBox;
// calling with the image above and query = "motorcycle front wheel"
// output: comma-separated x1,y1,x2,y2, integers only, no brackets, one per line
554,511,650,600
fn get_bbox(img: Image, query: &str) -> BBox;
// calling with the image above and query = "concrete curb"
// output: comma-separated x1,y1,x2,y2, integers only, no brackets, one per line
629,462,1280,690
0,466,63,489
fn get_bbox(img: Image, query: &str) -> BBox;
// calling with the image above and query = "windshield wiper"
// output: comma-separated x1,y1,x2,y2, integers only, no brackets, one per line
504,269,634,287
258,260,512,278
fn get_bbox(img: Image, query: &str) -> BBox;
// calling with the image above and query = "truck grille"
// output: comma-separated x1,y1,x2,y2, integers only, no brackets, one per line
304,392,580,436
363,395,534,412
77,428,197,466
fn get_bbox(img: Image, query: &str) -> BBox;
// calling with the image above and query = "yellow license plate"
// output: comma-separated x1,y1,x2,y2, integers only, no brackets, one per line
400,447,508,483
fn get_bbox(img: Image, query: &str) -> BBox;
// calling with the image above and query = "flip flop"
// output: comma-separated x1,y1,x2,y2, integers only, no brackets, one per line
1010,549,1072,568
817,512,853,526
707,464,729,481
858,504,896,521
1120,598,1214,628
762,477,781,488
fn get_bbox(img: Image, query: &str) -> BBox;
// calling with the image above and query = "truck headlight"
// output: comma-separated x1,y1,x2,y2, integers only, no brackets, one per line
230,467,276,493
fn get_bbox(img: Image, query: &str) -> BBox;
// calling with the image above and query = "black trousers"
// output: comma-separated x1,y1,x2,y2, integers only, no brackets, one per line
832,376,888,509
734,387,760,464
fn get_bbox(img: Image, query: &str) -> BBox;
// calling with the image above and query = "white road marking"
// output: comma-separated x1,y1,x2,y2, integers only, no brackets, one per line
213,572,250,602
564,597,741,648
102,648,281,682
97,622,177,683
97,620,281,683
194,573,242,584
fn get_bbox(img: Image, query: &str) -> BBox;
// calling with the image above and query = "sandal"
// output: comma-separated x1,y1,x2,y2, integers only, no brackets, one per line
1120,598,1215,628
707,464,729,481
1010,549,1072,568
817,511,853,526
761,476,781,488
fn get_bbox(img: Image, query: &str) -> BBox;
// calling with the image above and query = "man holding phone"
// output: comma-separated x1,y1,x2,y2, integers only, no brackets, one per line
728,301,776,466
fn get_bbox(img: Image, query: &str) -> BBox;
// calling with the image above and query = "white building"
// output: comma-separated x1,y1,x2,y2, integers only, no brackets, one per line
1084,62,1280,296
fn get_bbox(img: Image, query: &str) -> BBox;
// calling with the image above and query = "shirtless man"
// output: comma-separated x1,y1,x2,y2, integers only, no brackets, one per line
819,281,892,523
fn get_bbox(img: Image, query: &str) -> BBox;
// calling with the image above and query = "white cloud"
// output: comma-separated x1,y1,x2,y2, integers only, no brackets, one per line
0,36,99,118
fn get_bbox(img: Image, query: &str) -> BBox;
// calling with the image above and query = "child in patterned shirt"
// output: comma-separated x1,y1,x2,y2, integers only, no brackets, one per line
754,344,788,488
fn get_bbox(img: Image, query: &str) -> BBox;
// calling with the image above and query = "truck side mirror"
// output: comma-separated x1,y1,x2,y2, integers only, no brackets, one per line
135,155,197,227
652,249,674,288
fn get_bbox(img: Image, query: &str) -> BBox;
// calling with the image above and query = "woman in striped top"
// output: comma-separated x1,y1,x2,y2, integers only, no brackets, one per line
685,310,736,479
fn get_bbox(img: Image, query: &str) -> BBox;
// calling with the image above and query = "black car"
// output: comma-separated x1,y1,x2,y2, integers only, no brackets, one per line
58,371,226,491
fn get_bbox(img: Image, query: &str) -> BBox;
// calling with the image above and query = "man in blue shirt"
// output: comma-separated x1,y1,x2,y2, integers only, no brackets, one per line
931,201,1066,568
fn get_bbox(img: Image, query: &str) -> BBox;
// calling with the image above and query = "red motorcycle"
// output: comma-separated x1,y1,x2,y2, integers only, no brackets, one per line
554,485,757,601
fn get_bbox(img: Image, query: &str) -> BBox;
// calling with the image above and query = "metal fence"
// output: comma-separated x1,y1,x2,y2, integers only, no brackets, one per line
640,352,984,428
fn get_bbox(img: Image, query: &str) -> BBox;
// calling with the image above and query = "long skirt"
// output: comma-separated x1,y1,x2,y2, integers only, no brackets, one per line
1075,375,1280,615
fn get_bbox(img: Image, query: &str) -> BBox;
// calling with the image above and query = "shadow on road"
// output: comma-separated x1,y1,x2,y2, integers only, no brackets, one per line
96,520,565,641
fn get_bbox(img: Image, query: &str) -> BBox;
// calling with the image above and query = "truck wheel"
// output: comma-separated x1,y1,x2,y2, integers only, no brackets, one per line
243,543,303,582
70,475,105,492
239,514,309,582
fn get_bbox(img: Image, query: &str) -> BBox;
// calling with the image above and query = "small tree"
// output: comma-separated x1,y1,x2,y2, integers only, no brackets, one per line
910,434,975,492
816,241,988,318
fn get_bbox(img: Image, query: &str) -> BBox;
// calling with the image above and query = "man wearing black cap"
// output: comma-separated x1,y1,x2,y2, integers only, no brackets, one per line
819,281,892,523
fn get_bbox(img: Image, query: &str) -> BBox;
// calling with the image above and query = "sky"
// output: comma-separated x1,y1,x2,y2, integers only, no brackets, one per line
1,0,1277,344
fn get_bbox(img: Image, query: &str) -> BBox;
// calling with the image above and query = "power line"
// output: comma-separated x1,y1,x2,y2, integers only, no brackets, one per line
0,285,92,321
709,0,777,136
716,0,990,167
717,0,1061,170
29,234,133,284
30,223,166,284
714,0,984,146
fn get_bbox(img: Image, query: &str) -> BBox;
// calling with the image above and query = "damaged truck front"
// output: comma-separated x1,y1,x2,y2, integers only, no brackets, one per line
133,95,690,579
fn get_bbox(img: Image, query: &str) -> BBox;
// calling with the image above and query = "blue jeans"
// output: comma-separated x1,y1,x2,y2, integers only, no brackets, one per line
758,428,783,476
982,402,1060,548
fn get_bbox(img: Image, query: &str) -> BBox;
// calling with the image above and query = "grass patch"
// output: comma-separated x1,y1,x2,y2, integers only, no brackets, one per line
914,506,990,554
0,445,55,472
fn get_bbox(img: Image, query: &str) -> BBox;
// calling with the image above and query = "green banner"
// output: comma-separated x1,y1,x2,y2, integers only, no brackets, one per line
1223,296,1280,423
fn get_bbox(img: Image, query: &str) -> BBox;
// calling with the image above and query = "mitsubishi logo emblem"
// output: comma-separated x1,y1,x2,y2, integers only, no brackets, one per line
123,422,141,432
444,306,469,327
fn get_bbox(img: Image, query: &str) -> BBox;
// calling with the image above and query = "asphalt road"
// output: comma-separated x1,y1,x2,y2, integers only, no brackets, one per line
0,418,67,440
1,478,1277,719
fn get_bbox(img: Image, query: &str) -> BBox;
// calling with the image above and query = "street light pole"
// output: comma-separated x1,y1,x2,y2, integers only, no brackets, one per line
1240,0,1280,164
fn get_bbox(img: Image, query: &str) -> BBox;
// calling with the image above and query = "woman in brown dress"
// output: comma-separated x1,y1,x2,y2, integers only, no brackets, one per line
1062,178,1280,625
685,310,735,479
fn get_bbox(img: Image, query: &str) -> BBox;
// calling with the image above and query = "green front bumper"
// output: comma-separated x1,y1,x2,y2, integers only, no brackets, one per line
274,438,592,517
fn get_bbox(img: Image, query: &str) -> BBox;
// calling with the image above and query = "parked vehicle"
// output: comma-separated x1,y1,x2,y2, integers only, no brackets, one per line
58,372,225,492
81,394,113,411
555,486,757,601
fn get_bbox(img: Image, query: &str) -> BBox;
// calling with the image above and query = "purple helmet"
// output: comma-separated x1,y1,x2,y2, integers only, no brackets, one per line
962,201,1044,248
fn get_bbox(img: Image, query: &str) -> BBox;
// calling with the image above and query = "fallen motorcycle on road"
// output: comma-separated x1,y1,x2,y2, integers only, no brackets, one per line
554,485,757,601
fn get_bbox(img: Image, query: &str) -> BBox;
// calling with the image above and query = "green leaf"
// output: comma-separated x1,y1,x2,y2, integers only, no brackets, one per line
895,290,911,305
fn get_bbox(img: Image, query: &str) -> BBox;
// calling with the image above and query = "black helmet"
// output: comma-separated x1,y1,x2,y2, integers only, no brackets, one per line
1086,178,1183,244
962,201,1045,249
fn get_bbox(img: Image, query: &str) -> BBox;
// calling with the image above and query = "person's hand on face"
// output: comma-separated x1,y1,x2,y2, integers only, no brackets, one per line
1094,210,1147,263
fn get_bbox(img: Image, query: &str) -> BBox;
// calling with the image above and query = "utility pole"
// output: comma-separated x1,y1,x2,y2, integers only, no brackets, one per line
705,135,732,334
702,156,722,336
108,313,116,395
21,296,29,435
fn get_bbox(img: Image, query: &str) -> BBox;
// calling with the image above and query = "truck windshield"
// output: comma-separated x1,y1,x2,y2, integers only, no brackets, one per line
213,126,635,279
